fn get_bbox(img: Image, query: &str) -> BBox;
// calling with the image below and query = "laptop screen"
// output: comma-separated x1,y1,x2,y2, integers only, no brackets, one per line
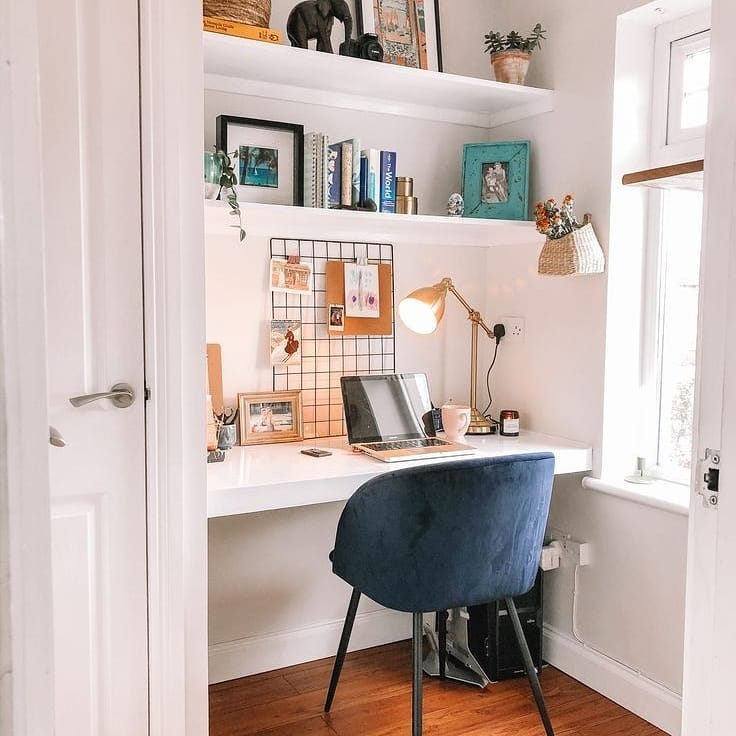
341,373,433,444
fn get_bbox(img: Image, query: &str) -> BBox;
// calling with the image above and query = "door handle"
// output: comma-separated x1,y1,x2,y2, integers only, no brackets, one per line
69,382,136,409
49,425,66,447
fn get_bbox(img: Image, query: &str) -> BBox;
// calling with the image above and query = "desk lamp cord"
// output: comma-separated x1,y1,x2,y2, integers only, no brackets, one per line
480,324,505,422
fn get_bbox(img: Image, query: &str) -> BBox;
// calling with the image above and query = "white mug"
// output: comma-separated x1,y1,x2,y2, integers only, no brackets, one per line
441,404,471,442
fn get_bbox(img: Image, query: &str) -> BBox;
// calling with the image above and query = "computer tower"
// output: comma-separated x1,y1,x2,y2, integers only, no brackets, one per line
466,570,543,681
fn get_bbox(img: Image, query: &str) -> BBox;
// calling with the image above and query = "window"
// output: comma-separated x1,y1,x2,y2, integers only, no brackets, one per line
640,16,709,484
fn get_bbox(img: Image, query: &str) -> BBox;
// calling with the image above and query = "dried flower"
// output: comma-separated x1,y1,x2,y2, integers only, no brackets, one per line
535,194,581,240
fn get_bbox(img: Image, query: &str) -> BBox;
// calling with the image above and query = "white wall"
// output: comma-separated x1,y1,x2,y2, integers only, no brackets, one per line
484,2,692,732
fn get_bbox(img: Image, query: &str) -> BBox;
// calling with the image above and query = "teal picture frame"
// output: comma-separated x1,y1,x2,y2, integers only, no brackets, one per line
461,141,530,220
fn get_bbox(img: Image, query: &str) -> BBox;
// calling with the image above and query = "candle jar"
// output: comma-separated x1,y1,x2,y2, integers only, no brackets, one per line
499,409,520,436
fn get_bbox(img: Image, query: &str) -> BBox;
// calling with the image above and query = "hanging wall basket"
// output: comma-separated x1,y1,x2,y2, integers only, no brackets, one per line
203,0,271,27
537,221,605,276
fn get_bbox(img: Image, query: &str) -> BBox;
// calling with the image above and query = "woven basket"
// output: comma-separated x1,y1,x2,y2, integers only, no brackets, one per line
537,223,605,276
203,0,271,27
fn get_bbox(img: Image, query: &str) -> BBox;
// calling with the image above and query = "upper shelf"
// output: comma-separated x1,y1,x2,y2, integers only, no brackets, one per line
204,200,544,248
622,159,704,191
203,32,555,128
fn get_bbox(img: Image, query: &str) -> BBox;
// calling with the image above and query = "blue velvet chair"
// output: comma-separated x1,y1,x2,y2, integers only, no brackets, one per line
324,453,556,736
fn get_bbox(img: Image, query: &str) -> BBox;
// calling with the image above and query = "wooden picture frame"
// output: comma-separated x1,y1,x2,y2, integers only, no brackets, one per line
461,141,530,221
357,0,443,72
237,390,303,445
216,115,304,206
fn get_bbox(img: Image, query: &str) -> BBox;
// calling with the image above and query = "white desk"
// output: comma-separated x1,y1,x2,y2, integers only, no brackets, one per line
207,431,593,518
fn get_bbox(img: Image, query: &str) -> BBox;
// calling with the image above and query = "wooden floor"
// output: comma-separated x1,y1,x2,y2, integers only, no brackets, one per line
209,641,666,736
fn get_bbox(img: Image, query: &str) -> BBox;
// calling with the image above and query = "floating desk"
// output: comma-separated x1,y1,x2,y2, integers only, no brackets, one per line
207,431,593,518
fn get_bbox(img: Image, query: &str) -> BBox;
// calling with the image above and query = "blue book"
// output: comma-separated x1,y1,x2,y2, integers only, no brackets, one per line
327,142,342,208
359,154,368,206
380,151,397,213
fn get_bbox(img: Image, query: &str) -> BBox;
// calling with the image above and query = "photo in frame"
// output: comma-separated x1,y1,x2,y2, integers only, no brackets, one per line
238,390,303,445
216,115,304,206
461,141,530,220
357,0,443,71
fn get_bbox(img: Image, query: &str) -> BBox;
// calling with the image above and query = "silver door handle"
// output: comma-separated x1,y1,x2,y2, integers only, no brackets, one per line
49,425,66,447
69,382,136,409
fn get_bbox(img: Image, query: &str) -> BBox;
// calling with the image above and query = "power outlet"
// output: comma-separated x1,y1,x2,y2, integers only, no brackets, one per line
500,316,525,343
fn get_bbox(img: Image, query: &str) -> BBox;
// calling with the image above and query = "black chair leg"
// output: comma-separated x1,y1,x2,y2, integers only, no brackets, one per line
324,588,361,712
505,597,555,736
412,612,424,736
437,609,448,679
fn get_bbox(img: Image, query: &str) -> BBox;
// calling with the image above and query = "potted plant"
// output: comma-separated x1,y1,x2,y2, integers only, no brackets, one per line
204,149,246,242
483,23,545,85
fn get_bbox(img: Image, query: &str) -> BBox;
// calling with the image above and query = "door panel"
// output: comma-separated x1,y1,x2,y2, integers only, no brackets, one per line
39,0,148,732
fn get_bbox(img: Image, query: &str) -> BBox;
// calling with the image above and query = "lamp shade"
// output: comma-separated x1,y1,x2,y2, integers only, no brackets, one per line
398,282,448,334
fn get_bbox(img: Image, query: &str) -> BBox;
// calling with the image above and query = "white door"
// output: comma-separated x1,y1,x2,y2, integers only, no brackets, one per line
681,0,736,733
39,0,149,733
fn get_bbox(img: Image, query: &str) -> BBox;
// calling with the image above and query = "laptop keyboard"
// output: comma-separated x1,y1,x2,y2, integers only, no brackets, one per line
364,438,449,451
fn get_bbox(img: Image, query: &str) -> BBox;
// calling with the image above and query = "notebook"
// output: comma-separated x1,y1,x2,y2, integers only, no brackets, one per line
340,373,476,463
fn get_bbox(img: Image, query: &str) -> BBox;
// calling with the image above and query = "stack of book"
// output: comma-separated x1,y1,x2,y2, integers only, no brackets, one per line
203,16,283,44
304,133,397,213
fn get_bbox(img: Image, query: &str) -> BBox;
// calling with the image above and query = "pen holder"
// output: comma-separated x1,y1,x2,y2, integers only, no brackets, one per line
217,423,237,450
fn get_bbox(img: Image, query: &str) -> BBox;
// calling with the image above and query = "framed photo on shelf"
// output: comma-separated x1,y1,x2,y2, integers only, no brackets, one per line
357,0,443,72
237,390,303,445
216,115,304,206
461,141,530,220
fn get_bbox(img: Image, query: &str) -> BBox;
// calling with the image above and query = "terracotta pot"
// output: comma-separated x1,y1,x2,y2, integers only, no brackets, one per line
490,50,531,85
203,0,271,28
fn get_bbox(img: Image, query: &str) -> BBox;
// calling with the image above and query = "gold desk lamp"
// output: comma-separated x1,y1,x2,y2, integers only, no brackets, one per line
398,277,494,435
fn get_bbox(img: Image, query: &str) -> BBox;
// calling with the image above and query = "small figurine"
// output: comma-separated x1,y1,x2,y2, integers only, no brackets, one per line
447,192,464,217
287,0,353,54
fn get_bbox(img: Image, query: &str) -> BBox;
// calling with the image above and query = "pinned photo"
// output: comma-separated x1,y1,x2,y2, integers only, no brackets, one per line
270,258,312,294
270,320,301,365
328,304,345,332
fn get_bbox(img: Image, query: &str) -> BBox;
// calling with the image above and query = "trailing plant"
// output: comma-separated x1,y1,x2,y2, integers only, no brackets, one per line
484,23,546,55
214,148,246,242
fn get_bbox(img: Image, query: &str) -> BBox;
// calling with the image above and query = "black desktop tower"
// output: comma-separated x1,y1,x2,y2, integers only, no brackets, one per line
466,570,543,681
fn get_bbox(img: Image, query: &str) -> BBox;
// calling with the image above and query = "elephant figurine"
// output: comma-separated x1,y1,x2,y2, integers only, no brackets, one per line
287,0,353,54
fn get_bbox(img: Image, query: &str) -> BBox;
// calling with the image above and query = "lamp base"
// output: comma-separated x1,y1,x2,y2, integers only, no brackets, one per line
466,408,496,435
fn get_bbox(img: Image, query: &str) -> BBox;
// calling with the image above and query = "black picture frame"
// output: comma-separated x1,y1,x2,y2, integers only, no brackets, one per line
357,0,443,72
215,115,304,207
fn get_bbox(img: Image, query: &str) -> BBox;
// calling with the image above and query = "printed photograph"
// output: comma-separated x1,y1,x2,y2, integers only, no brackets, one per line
270,258,313,294
270,320,302,365
239,145,279,188
248,401,294,434
329,304,345,332
238,390,303,445
481,161,509,204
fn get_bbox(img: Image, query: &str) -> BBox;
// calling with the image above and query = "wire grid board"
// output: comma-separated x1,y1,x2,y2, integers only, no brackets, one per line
270,238,395,440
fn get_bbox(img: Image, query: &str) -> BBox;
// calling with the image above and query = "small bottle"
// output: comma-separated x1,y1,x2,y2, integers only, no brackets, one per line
499,409,520,437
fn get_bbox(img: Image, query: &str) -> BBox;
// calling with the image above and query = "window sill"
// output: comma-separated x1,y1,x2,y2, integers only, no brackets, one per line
582,476,690,516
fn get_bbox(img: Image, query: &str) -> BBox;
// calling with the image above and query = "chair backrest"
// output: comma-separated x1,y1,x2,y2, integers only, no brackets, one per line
331,453,555,613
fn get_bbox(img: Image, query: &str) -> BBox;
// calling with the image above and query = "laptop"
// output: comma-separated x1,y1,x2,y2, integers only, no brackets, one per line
340,373,476,463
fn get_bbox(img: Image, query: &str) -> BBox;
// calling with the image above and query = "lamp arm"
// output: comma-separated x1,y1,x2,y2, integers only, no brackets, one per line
446,283,494,339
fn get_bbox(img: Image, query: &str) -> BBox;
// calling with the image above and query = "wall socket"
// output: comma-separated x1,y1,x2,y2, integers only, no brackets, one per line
500,316,525,343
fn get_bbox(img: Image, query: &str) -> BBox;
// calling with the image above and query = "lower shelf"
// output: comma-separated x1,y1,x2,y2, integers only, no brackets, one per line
204,200,543,248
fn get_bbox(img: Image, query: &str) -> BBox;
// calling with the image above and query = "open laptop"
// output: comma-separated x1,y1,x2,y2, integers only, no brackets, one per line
341,373,476,463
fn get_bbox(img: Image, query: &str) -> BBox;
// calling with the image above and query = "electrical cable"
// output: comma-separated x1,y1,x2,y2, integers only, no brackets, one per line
480,339,500,419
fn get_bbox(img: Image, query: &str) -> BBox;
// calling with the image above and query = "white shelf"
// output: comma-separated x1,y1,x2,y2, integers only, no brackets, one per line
204,200,544,248
203,32,555,128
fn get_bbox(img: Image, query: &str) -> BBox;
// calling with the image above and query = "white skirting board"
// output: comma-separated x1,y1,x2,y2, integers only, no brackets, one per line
543,625,682,736
208,608,412,684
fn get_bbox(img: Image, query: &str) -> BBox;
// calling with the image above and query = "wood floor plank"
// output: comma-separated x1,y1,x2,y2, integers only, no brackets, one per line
209,641,666,736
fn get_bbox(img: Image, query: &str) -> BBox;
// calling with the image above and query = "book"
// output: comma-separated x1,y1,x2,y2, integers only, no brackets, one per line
320,135,329,208
380,151,397,213
303,132,319,208
362,148,381,209
340,141,353,206
203,17,283,44
327,143,342,208
359,154,368,207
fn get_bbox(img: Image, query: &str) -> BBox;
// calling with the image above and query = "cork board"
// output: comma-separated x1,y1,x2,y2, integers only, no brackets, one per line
325,261,393,335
